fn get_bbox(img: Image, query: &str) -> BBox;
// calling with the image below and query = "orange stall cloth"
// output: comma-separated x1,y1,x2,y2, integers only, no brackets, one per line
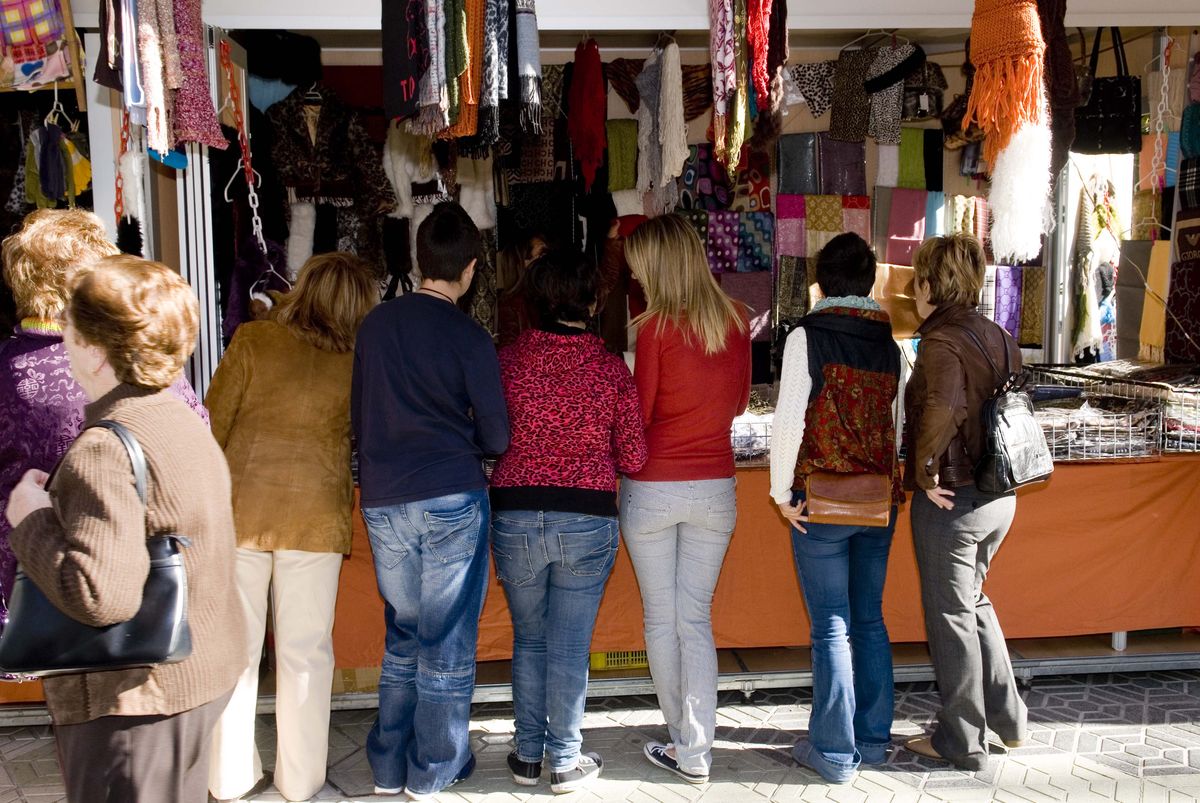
331,455,1200,668
3,458,1199,705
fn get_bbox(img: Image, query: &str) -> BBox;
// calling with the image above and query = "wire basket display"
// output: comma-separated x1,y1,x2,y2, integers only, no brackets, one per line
731,417,772,467
1029,364,1163,461
1031,361,1200,455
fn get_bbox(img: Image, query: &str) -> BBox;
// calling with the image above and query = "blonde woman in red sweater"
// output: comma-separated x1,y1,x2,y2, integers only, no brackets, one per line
621,215,751,784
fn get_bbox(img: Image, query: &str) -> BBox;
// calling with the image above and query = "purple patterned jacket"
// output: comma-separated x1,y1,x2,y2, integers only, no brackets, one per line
0,323,209,606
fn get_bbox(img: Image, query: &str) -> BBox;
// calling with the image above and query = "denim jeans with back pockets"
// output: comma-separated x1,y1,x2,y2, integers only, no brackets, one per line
789,489,897,782
491,510,619,772
360,489,490,795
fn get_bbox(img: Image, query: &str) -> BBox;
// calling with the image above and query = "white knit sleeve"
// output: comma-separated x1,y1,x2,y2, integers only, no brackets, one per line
770,327,813,505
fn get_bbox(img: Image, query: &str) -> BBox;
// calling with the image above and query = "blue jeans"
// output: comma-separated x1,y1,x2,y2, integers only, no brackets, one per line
360,489,490,795
491,511,619,772
789,491,897,782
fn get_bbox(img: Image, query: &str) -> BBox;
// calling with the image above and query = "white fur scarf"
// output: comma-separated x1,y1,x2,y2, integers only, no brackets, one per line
988,93,1052,263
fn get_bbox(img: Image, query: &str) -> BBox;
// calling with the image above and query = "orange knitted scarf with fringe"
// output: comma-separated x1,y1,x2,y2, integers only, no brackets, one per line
963,0,1046,166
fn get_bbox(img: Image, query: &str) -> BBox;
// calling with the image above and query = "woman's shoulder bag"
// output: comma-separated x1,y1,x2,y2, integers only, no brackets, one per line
0,420,192,677
953,324,1054,494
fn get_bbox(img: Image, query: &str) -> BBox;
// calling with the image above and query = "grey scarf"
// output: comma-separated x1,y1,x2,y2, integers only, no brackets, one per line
515,0,542,133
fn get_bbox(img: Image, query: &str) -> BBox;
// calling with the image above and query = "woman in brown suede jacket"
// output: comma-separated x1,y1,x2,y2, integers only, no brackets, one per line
901,234,1027,772
5,256,244,802
205,252,378,803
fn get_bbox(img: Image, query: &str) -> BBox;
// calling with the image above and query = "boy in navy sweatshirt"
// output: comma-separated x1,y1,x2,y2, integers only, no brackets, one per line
352,202,509,798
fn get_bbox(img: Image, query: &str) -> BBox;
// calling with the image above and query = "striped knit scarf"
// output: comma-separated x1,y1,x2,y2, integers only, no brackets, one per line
442,0,484,138
407,0,449,135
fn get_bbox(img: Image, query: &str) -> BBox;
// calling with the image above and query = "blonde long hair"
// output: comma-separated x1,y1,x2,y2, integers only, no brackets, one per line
625,214,746,355
274,252,379,353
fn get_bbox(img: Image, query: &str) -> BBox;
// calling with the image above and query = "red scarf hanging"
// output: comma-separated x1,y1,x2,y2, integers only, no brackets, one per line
568,38,607,192
747,0,773,111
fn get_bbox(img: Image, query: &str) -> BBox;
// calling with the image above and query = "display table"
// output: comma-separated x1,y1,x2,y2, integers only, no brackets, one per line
3,456,1199,704
328,455,1200,668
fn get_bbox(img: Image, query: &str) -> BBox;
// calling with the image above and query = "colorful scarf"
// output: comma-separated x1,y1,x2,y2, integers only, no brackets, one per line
722,0,751,166
515,0,542,133
897,127,925,190
737,211,775,272
709,0,737,151
1020,265,1046,346
708,209,740,272
568,39,606,190
885,187,927,265
731,147,771,211
963,0,1046,167
679,144,732,210
442,0,484,138
747,0,772,111
993,265,1023,338
408,0,449,135
171,0,226,149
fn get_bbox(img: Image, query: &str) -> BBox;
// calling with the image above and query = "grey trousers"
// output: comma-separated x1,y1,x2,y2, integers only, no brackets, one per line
621,478,736,776
55,689,232,803
911,487,1027,771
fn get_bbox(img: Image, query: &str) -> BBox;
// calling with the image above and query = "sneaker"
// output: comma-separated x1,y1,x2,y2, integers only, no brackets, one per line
549,752,603,794
643,742,708,784
373,786,402,796
404,753,476,800
507,750,542,786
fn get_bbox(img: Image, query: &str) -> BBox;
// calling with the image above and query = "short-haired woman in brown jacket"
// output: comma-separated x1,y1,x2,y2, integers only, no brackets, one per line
4,256,245,802
205,253,378,803
901,234,1027,771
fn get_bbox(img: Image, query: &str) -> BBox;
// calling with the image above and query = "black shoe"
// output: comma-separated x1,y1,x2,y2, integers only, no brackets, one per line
550,752,603,794
643,742,708,784
507,750,542,786
214,771,274,802
404,753,476,799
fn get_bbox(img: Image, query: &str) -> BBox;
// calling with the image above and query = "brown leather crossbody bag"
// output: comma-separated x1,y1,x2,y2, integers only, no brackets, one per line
804,471,892,529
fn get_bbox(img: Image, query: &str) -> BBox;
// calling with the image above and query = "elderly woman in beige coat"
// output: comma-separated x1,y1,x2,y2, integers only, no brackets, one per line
205,253,378,803
5,255,243,803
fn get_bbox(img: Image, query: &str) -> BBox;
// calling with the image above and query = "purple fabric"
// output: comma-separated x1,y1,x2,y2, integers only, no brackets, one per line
0,327,209,609
707,210,740,273
719,271,773,341
818,133,867,196
993,266,1023,338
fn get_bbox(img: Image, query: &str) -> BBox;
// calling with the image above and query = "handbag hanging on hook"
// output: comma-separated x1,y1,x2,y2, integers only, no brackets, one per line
1073,27,1142,154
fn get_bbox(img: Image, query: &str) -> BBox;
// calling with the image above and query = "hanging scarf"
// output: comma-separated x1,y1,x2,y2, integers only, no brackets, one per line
408,0,449,135
136,0,171,153
1035,0,1077,184
747,0,772,111
568,39,606,191
635,49,663,194
721,0,750,167
607,58,643,112
472,0,508,146
172,0,226,149
515,0,542,133
709,0,736,154
607,119,638,192
660,41,689,183
382,0,429,122
444,0,467,124
866,44,918,146
610,60,712,122
791,60,836,119
963,0,1046,167
443,0,484,137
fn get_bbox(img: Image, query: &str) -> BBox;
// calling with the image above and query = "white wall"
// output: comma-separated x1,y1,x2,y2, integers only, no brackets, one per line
69,0,1200,31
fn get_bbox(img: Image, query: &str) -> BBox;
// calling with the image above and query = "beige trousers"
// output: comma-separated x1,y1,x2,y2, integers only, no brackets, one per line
208,548,343,802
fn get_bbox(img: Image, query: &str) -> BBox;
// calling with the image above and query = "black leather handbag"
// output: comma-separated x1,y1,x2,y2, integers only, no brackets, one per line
0,421,192,678
954,325,1054,494
1073,27,1142,155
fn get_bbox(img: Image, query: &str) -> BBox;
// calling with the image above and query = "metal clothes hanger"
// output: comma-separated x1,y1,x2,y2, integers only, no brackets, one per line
841,29,909,52
44,83,76,129
303,82,323,103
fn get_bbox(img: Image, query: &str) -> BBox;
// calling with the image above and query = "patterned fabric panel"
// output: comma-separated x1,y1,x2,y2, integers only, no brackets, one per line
737,211,775,272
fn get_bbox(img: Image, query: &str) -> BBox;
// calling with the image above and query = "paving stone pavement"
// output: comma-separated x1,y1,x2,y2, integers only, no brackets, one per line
4,671,1200,801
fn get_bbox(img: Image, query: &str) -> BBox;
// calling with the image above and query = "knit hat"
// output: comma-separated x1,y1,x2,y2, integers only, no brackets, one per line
963,0,1047,166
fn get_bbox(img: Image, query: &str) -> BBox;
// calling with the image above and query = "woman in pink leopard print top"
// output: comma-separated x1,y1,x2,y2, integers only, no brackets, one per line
489,249,646,793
